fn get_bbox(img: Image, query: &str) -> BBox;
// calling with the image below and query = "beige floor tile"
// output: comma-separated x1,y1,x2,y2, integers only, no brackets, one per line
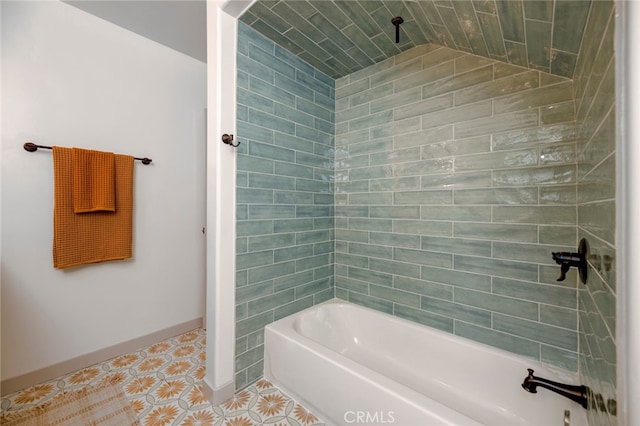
1,328,325,426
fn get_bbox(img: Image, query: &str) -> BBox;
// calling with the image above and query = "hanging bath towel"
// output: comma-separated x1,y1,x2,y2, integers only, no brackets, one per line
72,147,116,213
53,146,134,269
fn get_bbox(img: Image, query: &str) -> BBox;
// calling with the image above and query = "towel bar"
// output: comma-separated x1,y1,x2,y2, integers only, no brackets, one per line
24,142,152,165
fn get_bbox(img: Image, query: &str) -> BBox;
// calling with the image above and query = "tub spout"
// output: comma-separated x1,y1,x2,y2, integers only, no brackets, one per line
521,369,588,409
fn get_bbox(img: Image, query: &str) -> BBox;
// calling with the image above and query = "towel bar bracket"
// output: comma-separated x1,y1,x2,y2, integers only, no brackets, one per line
24,142,39,152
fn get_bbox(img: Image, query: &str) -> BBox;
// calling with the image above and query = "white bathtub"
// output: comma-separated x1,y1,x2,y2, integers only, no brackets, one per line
264,299,587,426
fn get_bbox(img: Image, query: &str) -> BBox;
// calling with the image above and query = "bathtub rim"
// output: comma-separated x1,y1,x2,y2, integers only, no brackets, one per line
268,298,581,385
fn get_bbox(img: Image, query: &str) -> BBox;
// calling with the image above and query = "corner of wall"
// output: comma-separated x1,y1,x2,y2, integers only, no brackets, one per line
0,0,4,384
618,1,640,424
205,0,239,398
201,377,235,407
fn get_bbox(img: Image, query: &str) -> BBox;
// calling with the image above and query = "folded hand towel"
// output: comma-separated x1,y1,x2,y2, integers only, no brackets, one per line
53,146,134,269
72,147,116,213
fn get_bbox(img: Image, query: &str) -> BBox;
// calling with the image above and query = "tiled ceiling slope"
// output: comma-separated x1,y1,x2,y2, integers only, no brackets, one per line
240,0,591,79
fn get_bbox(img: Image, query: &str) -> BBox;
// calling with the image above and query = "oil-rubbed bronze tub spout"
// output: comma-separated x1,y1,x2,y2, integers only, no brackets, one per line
521,369,588,409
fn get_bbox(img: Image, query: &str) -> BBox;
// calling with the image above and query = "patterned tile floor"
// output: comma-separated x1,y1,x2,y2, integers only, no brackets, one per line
1,328,325,425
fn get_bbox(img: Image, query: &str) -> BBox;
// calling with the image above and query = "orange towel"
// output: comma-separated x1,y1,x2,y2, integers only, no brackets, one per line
72,147,116,213
53,146,134,269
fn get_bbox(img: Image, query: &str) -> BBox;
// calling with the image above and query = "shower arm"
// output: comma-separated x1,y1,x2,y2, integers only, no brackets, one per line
391,17,404,43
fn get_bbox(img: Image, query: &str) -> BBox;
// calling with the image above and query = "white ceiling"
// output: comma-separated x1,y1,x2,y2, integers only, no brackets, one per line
65,0,207,62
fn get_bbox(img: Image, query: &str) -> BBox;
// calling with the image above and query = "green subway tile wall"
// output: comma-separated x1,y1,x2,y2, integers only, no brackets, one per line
334,45,581,371
574,1,617,424
236,5,619,419
235,22,335,389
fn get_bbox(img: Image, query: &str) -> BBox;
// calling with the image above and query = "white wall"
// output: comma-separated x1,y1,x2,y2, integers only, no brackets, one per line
622,2,640,423
1,1,206,381
204,0,241,404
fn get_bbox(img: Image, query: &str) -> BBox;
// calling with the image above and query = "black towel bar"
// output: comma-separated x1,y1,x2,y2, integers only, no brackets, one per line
23,142,152,165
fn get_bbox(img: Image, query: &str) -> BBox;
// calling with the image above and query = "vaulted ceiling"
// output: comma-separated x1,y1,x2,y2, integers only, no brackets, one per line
240,0,593,80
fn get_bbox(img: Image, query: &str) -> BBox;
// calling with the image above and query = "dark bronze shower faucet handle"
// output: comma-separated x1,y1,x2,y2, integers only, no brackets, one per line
551,252,583,281
551,238,589,284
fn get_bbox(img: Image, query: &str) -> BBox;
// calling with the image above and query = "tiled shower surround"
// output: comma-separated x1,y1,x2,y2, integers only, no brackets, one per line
235,23,336,389
236,4,617,419
335,45,578,362
574,2,617,425
333,46,579,369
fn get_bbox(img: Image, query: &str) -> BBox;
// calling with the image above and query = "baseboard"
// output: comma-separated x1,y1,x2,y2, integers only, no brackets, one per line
1,318,203,396
202,378,235,407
